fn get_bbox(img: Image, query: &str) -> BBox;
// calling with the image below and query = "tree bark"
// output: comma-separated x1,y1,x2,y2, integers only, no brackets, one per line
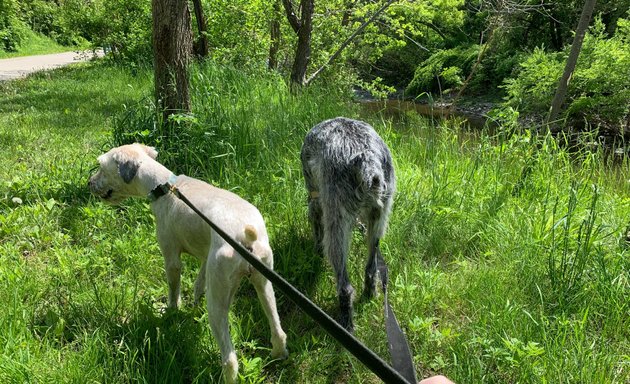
152,0,193,124
282,0,314,88
191,0,209,58
547,0,597,131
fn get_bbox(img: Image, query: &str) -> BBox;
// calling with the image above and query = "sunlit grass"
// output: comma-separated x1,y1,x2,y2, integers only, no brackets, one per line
1,61,629,383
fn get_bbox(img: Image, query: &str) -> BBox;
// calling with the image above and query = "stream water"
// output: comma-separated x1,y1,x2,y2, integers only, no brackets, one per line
358,99,492,130
358,99,629,163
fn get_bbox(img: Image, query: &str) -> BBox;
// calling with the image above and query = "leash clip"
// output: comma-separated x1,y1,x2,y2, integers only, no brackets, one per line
148,174,179,201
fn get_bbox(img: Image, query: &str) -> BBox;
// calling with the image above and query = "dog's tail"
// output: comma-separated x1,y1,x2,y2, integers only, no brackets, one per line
242,224,258,250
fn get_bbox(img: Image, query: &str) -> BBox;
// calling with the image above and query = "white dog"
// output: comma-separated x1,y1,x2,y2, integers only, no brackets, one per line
88,143,287,383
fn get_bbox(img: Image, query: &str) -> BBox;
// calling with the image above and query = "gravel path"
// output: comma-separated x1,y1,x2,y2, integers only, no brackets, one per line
0,50,103,81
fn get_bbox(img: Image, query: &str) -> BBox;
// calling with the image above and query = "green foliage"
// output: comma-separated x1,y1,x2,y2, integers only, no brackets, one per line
85,0,152,65
0,31,68,59
1,0,150,59
500,18,630,131
18,0,87,46
203,0,273,67
501,47,564,113
0,0,26,51
406,45,479,96
349,0,466,88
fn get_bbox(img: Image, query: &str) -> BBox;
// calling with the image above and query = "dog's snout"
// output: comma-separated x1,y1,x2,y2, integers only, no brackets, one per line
88,176,99,194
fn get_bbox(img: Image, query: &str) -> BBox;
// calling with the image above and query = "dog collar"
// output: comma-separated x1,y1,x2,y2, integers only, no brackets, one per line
148,174,179,201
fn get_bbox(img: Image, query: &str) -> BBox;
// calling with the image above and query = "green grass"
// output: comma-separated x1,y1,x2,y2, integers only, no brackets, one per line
0,29,84,59
1,62,629,383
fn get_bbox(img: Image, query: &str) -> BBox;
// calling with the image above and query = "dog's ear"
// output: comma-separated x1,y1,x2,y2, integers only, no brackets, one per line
118,159,139,183
136,143,158,159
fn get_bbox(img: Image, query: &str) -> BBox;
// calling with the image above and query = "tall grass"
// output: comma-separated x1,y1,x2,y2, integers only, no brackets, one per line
1,61,628,383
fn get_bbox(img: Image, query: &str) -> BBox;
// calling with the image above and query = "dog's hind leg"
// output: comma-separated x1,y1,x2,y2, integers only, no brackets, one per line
248,245,287,359
363,207,387,299
206,247,241,384
322,196,356,331
307,198,324,255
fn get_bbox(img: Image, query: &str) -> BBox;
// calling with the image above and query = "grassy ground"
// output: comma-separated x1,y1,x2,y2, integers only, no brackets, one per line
0,62,628,383
0,29,84,59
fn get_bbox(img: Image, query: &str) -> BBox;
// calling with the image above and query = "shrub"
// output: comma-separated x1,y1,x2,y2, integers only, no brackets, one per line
18,0,85,46
499,18,630,133
406,45,480,97
63,0,152,65
0,0,26,51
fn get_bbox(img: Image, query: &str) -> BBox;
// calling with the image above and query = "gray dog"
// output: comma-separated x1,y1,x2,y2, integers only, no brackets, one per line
89,143,287,383
300,117,396,331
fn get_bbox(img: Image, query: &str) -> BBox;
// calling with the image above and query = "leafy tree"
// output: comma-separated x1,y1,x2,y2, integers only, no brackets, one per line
268,0,282,70
282,0,315,87
191,0,209,58
71,0,152,64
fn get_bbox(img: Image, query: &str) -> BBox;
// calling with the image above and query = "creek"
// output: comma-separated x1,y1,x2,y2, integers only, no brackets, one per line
357,99,493,130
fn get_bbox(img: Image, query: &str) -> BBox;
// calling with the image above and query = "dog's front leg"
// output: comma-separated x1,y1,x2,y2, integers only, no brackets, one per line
160,243,183,309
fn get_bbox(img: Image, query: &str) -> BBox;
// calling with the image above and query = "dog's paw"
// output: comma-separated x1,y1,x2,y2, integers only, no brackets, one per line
270,331,288,360
222,353,239,384
271,346,289,360
362,282,378,300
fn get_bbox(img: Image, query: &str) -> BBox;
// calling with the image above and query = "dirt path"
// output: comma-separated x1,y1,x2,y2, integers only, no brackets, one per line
0,50,104,81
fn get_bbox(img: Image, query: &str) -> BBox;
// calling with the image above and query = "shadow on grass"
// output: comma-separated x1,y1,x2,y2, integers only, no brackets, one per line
108,303,220,383
0,64,149,136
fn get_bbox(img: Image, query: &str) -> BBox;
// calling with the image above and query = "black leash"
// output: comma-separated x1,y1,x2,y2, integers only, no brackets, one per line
162,182,416,383
376,247,417,383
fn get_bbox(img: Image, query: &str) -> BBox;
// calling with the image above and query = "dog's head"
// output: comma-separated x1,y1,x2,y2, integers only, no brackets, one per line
88,143,158,204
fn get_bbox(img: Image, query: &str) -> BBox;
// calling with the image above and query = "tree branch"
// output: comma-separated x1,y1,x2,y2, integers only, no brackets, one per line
305,0,397,86
282,0,302,33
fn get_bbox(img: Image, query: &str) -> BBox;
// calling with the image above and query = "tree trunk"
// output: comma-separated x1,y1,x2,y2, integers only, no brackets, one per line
191,0,209,58
283,0,314,88
268,0,281,70
152,0,193,124
547,0,597,131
